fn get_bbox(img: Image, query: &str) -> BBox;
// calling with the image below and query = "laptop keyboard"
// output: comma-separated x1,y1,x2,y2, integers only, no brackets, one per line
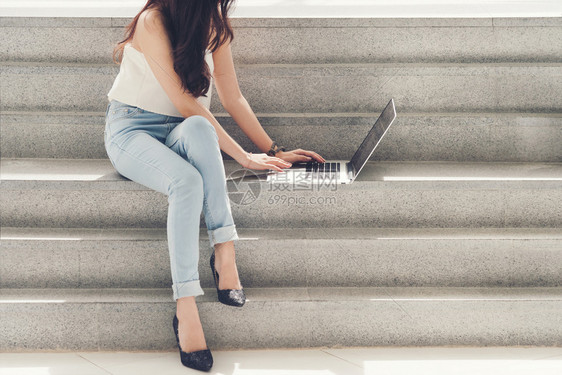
291,161,340,173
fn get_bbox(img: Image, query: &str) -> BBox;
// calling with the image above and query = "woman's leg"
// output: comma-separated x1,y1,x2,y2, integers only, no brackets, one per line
166,115,239,248
106,118,206,300
165,115,242,289
105,105,209,353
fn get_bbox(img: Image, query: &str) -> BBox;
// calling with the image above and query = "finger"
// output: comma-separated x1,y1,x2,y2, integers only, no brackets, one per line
263,159,288,170
294,150,325,162
308,151,325,162
291,153,312,161
305,150,324,161
315,153,326,162
268,160,291,170
266,164,285,172
294,149,316,158
275,158,292,166
267,157,291,166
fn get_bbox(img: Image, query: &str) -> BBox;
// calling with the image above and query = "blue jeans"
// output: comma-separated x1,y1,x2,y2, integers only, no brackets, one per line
104,99,239,300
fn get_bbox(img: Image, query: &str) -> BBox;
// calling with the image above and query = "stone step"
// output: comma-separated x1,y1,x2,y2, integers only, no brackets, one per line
1,159,561,228
1,287,560,350
1,111,561,162
2,62,561,114
1,17,561,64
1,227,560,289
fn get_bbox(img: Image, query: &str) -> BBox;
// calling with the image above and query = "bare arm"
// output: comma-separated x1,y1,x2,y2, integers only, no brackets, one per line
135,10,290,171
212,42,273,153
212,33,325,163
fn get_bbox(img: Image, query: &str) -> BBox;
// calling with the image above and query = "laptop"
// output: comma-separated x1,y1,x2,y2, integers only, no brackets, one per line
265,98,396,185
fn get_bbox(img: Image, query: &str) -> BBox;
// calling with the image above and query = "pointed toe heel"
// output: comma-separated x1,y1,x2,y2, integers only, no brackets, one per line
172,315,213,372
210,250,246,307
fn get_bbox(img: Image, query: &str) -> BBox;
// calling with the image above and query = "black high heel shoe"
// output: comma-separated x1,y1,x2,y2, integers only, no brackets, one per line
210,250,246,307
172,315,213,372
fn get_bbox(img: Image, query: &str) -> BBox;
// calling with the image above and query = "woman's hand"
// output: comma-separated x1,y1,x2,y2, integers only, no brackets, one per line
275,149,326,164
237,152,292,172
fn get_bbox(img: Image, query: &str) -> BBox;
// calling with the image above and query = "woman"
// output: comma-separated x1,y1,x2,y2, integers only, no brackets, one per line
104,0,325,371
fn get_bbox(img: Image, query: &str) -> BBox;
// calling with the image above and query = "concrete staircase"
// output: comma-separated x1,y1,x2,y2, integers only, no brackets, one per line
1,16,561,351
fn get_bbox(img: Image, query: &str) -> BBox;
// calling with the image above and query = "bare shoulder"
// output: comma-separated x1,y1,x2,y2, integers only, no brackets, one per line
138,8,166,32
133,8,167,51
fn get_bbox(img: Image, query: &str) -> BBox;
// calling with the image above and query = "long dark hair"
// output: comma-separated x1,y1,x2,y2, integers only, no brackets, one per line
112,0,235,98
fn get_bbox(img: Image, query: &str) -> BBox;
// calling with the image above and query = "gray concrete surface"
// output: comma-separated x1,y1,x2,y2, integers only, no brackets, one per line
1,227,561,289
2,111,561,162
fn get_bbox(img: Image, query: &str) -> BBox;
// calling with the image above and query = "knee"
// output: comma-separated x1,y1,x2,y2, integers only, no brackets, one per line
181,115,217,142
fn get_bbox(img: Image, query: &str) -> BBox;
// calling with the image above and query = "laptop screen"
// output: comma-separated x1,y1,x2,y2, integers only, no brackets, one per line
349,99,396,177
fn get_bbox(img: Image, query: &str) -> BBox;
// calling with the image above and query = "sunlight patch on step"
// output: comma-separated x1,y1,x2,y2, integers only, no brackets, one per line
1,173,106,181
1,236,260,241
383,177,562,181
0,300,66,303
231,363,334,375
2,238,81,240
0,369,50,375
370,298,561,301
364,360,562,375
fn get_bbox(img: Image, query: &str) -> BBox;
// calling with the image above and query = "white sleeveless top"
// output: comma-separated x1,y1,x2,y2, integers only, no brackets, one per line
107,43,214,118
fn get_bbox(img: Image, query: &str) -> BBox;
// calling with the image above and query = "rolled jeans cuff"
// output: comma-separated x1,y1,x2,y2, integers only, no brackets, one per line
173,279,204,300
208,224,239,249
